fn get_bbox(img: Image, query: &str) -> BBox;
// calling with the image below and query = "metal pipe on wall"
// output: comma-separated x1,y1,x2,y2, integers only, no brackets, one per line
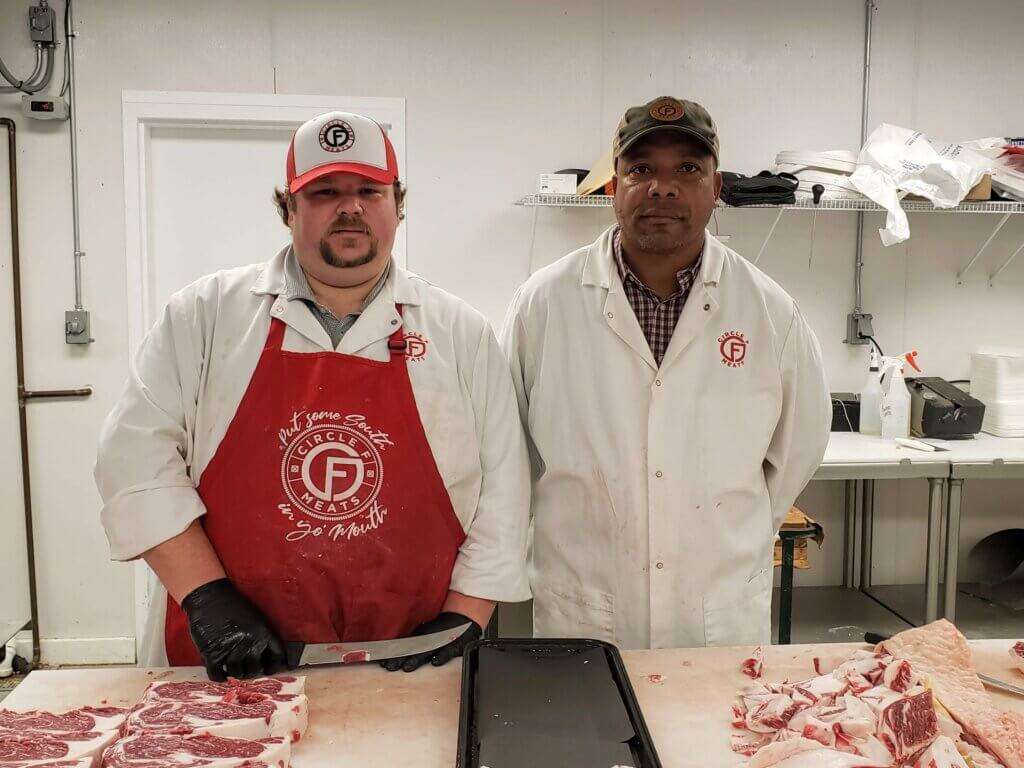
67,0,82,310
852,0,876,319
2,117,91,669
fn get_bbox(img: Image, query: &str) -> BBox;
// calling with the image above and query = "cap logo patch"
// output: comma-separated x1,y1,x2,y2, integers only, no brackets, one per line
319,119,355,153
649,98,685,122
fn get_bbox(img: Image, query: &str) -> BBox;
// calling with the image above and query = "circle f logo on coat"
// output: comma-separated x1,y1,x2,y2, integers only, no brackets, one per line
280,421,386,522
719,331,748,367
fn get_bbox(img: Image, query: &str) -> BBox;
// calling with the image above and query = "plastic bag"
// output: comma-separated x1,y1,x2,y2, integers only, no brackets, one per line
850,124,993,246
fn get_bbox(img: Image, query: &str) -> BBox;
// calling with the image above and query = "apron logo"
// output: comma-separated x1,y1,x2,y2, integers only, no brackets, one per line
318,119,355,153
278,411,394,540
718,331,748,367
402,332,428,362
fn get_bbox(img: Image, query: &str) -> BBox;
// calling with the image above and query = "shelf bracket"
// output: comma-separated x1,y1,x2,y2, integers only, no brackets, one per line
956,212,1011,285
753,208,785,265
988,237,1024,286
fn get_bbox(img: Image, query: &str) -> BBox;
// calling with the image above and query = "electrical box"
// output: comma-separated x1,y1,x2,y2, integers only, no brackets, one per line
65,310,93,344
29,2,56,44
21,95,68,120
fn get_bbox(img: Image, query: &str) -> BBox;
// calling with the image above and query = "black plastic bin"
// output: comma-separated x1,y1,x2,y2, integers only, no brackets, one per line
456,638,662,768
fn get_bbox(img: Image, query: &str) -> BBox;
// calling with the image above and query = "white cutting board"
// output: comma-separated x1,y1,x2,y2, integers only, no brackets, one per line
5,641,1023,767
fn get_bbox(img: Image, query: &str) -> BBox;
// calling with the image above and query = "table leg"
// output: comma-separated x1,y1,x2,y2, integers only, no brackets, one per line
944,479,964,622
779,538,796,645
860,480,874,591
844,479,857,588
925,478,944,623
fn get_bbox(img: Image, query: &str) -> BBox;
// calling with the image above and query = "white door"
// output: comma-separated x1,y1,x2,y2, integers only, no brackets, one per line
123,91,406,659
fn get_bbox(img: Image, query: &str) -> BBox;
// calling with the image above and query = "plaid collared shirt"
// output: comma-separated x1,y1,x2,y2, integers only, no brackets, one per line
281,246,391,349
612,227,702,366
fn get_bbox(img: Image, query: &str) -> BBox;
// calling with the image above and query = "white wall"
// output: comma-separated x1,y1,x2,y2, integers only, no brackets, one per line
1,0,1022,661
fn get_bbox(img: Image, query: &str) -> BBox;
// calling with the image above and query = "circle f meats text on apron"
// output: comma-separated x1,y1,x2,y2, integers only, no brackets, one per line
277,410,395,542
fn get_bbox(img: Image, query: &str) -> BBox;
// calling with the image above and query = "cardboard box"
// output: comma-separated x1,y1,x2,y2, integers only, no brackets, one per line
965,174,992,201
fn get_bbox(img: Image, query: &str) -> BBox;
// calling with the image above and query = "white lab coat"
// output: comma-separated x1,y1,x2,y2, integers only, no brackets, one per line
96,247,531,665
501,227,830,650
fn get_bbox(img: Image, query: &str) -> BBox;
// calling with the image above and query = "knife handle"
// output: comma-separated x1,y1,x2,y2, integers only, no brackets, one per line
864,632,889,645
284,642,305,669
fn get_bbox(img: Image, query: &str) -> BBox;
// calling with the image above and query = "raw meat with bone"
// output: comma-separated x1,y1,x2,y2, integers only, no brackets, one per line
0,708,127,735
99,732,288,768
744,648,766,679
141,677,302,704
0,728,118,767
126,676,307,743
876,689,939,763
1011,644,1024,675
880,621,1024,768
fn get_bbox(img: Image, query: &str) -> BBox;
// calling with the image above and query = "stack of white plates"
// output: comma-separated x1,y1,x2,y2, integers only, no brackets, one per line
774,150,866,201
971,348,1024,437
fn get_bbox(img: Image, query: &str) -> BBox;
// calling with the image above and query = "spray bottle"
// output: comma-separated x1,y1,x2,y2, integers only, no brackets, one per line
880,351,921,440
859,347,883,436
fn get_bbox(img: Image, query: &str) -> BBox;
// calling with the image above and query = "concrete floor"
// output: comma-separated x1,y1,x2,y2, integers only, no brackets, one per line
866,584,1024,640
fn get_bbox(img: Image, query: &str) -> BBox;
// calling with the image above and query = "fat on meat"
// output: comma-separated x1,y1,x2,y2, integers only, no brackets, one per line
766,746,893,768
99,732,289,768
914,737,971,768
880,621,1024,768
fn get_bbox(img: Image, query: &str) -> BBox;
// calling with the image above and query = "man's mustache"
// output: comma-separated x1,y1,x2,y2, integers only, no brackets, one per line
328,215,370,234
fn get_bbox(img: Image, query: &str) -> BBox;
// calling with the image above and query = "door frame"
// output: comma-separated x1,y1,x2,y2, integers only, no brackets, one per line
121,90,406,659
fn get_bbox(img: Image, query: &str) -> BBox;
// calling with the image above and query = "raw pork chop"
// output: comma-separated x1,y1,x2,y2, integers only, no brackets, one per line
100,732,288,768
880,621,1024,768
0,760,93,768
0,728,118,767
126,676,307,743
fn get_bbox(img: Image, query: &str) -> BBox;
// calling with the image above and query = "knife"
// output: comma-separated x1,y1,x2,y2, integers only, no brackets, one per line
285,623,472,668
864,632,1024,698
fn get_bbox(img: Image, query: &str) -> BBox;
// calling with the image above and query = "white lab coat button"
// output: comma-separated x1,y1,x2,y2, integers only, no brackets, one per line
391,319,399,326
606,312,614,319
655,379,662,387
703,303,710,311
655,470,663,478
656,562,664,570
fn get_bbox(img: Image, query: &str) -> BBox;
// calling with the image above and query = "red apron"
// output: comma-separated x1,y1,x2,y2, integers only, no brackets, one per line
165,310,466,664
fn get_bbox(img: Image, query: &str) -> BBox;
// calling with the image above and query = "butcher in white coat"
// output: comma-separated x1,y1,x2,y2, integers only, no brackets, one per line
501,96,830,649
96,111,530,679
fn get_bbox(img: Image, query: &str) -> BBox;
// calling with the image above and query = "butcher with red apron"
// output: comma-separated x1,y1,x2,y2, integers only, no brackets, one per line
95,111,531,680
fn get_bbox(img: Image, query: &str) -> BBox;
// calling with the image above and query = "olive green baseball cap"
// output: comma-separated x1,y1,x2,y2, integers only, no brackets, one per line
613,96,719,164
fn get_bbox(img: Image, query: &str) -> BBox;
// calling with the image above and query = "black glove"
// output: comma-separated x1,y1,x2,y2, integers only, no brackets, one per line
180,578,287,682
381,611,482,673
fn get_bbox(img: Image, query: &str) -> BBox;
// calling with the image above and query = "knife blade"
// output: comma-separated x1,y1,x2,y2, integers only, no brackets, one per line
285,623,472,668
864,631,1024,698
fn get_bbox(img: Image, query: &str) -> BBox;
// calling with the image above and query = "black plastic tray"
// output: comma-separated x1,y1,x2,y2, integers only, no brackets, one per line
456,639,662,768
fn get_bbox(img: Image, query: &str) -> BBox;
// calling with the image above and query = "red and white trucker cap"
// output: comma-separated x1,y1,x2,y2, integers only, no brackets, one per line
286,111,398,193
